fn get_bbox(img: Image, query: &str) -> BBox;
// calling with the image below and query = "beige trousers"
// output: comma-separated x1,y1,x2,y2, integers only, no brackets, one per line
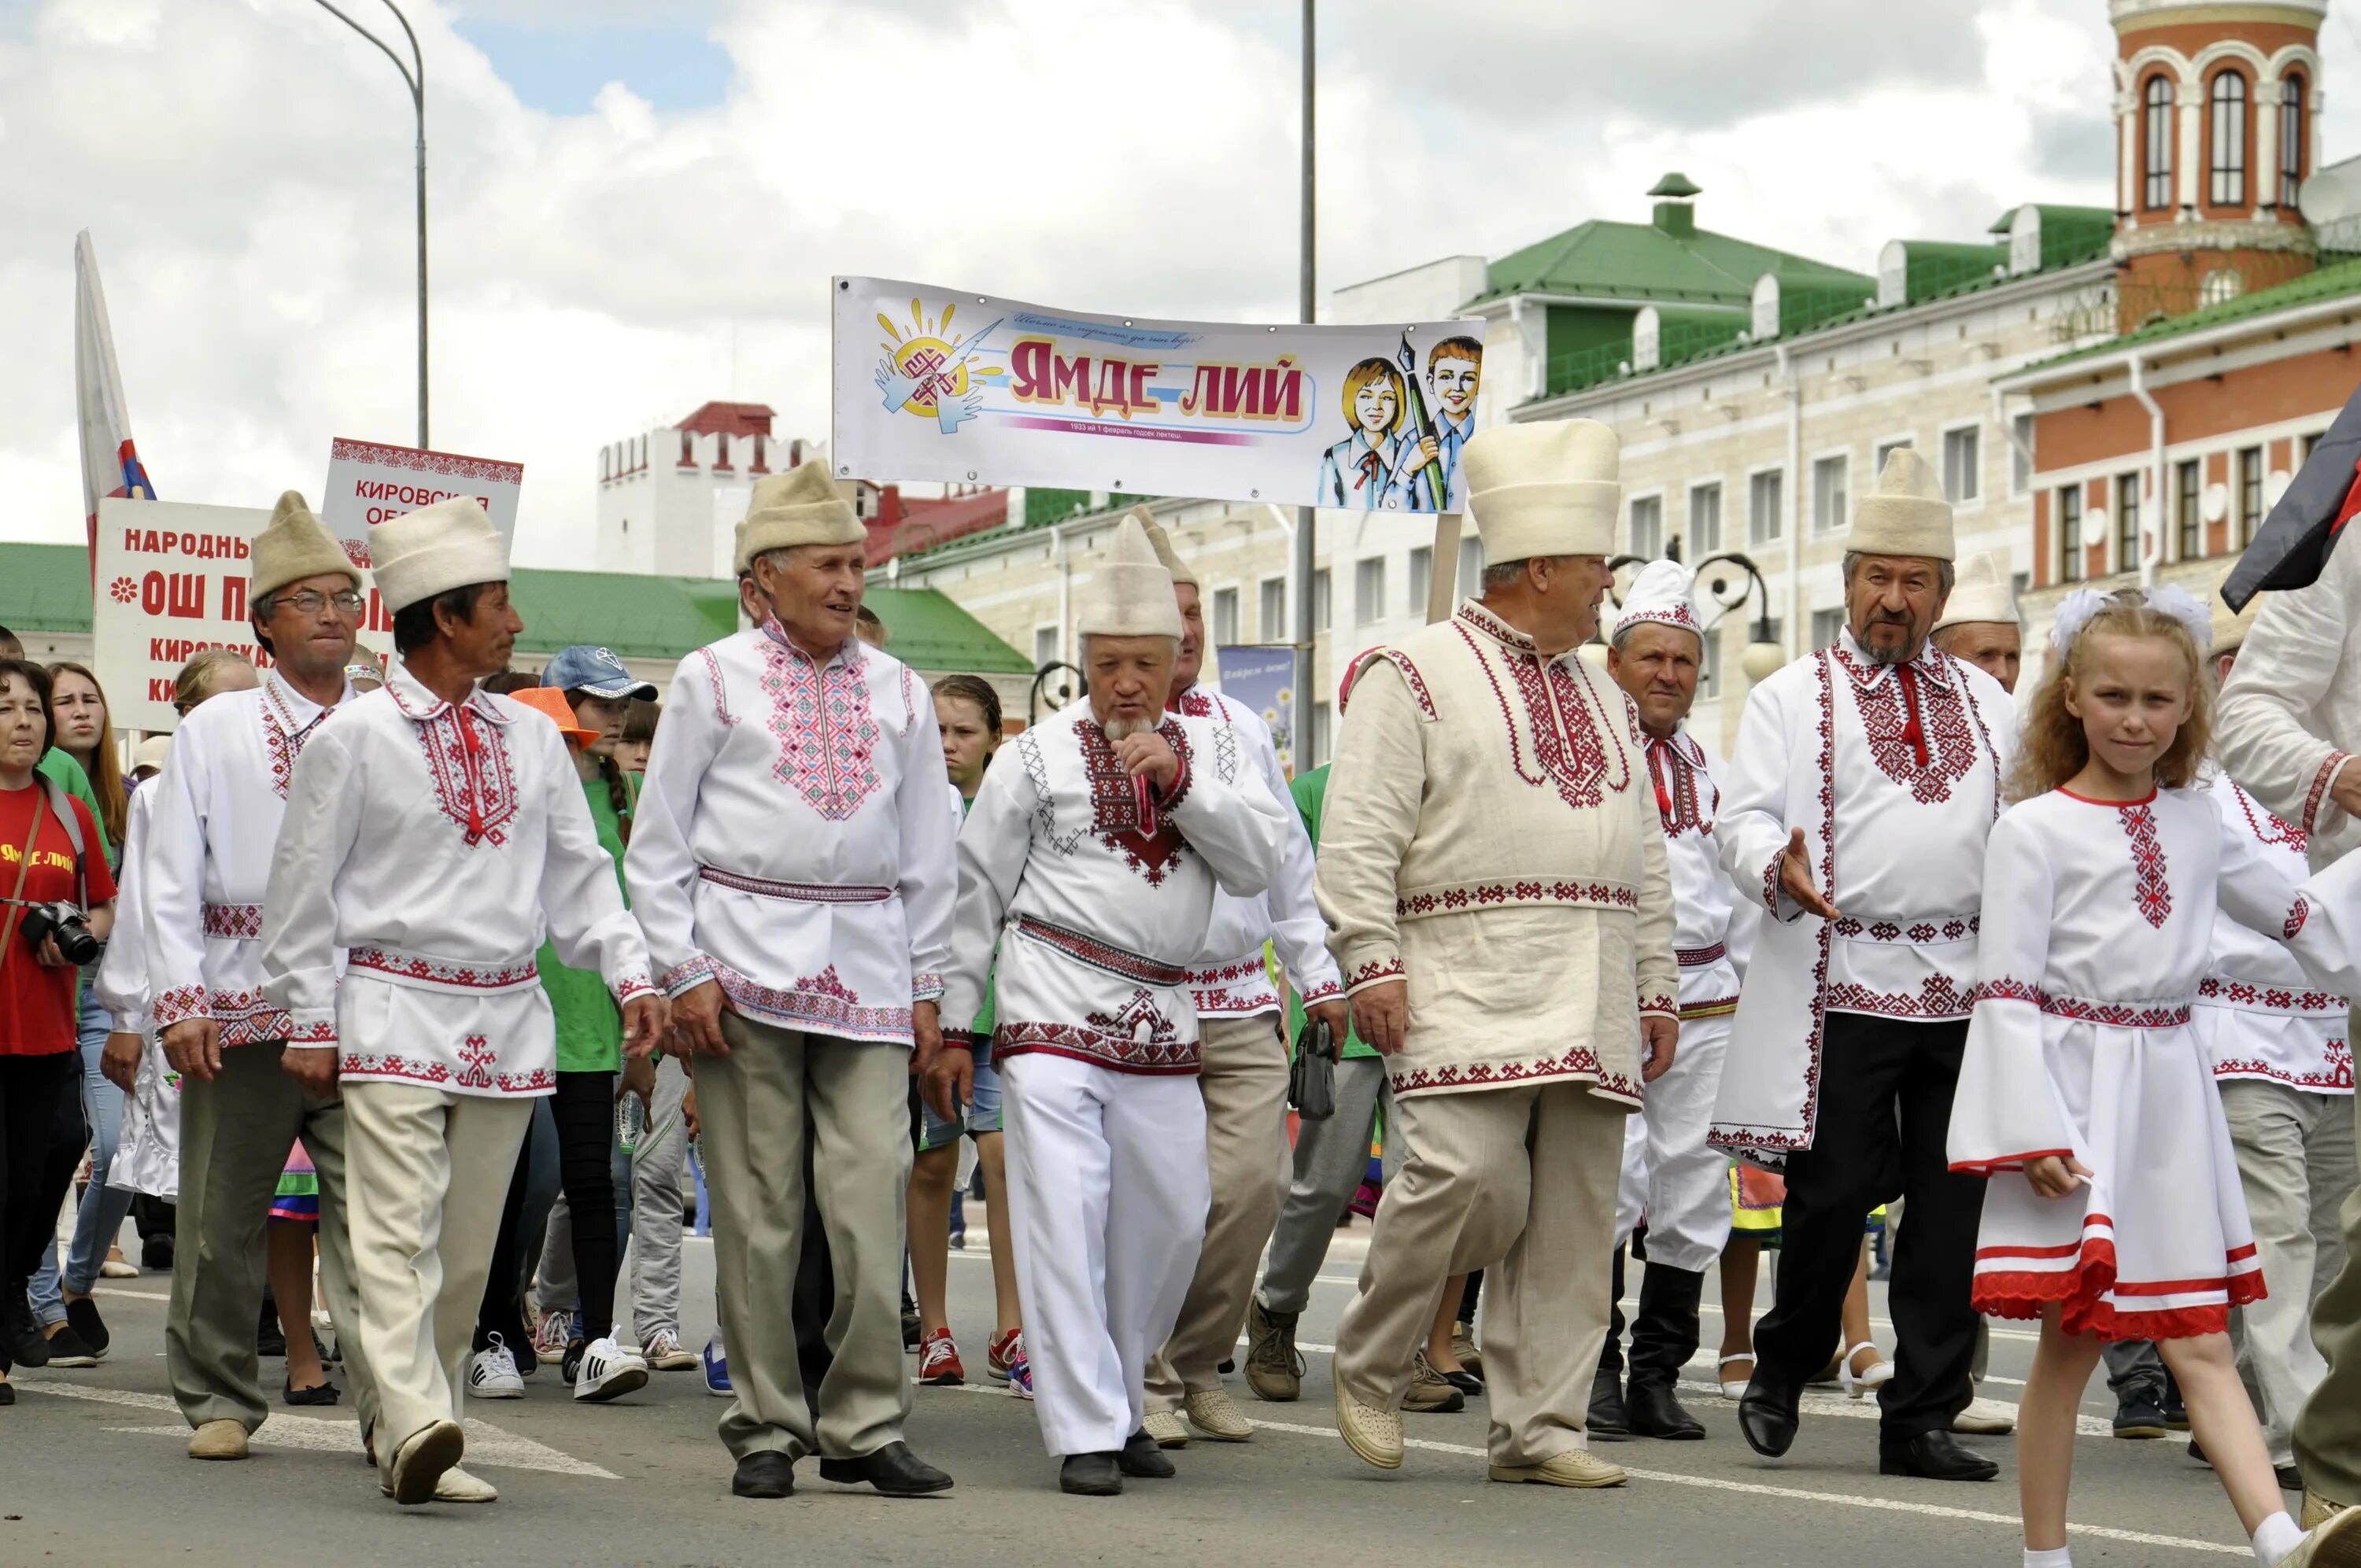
1334,1079,1624,1466
166,1042,377,1441
342,1082,532,1463
700,1012,913,1463
1145,1013,1291,1410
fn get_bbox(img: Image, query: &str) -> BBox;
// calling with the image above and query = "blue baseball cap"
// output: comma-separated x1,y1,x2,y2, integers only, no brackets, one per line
542,645,658,702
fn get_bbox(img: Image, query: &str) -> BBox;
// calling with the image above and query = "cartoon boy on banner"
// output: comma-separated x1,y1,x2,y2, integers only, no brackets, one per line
1315,340,1483,512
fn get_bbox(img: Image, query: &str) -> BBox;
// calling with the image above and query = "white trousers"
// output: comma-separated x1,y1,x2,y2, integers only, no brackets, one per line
999,1052,1209,1459
1614,1012,1734,1275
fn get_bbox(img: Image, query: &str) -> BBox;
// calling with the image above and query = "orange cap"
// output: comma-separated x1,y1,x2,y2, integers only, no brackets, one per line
508,686,598,747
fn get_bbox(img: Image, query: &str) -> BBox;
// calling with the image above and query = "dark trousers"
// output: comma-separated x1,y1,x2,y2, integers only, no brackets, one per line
1598,1241,1705,1392
551,1070,622,1343
1,1052,84,1371
1752,1012,1984,1441
475,1104,557,1356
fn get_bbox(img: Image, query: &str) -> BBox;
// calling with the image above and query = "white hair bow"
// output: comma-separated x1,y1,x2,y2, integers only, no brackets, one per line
2049,584,2214,655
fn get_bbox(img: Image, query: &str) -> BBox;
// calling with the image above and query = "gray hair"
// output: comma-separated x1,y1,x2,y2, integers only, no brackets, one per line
1841,552,1956,600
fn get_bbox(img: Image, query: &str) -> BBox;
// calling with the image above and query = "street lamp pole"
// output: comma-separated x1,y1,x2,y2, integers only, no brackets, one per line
1291,0,1317,765
312,0,427,450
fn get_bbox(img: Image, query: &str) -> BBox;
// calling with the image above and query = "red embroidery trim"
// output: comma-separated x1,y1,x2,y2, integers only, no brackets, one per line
1388,1042,1642,1103
2120,802,2172,929
2287,896,2311,940
327,438,521,484
1821,976,1975,1019
996,991,1195,1073
662,955,719,993
1347,958,1405,988
2305,752,2350,833
696,647,737,728
1676,943,1728,967
349,948,539,991
1646,735,1713,835
2213,1039,2355,1090
1357,649,1438,721
412,703,519,848
1831,915,1979,943
1017,915,1191,987
454,1035,500,1090
1969,977,2192,1027
259,679,327,801
154,985,207,1028
716,962,914,1040
1640,993,1679,1016
1971,1230,2265,1339
2196,976,2347,1013
2231,781,2307,853
759,626,883,821
339,1052,453,1085
1395,880,1639,918
1834,647,1977,802
696,866,892,903
201,903,264,940
1458,614,1631,809
1080,719,1196,885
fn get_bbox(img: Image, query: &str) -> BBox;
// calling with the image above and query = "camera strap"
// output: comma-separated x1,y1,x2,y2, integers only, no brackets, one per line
0,784,51,972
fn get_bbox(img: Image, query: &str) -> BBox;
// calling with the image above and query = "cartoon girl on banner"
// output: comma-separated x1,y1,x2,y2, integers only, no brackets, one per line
1317,358,1420,511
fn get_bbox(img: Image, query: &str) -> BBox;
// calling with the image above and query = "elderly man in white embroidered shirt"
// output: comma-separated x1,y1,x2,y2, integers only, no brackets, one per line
1315,419,1679,1492
624,462,959,1504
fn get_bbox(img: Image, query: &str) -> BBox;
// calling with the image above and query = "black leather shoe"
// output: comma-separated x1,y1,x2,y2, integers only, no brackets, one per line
1587,1366,1630,1441
1879,1429,2000,1482
732,1451,795,1499
1441,1368,1484,1398
1738,1379,1800,1458
1118,1430,1176,1478
1625,1380,1705,1441
818,1441,953,1496
1060,1452,1122,1496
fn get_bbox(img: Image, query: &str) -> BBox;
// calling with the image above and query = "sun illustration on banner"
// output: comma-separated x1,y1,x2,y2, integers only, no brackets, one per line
874,299,1006,434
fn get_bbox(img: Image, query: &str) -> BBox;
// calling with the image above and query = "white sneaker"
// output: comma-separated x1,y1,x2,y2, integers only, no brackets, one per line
641,1327,698,1371
572,1335,650,1403
467,1336,525,1400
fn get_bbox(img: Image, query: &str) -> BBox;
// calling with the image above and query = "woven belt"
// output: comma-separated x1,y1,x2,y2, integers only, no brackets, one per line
203,903,265,941
1014,916,1189,988
1675,942,1727,968
698,865,893,904
348,946,540,994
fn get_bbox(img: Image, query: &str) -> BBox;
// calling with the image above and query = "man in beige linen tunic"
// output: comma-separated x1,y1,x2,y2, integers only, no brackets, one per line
1317,419,1679,1489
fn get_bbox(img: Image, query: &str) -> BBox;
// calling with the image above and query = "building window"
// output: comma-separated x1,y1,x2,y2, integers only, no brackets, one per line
1943,426,1981,505
1312,567,1332,633
1211,586,1239,648
2059,485,2083,583
1689,482,1723,553
2239,446,2263,545
1810,607,1846,651
2012,413,2035,496
2144,73,2175,209
1630,495,1663,558
2283,73,2308,207
2177,459,2201,560
1259,577,1288,641
600,446,611,482
2210,69,2248,207
1034,624,1060,670
715,433,733,470
1458,534,1483,603
1354,558,1387,626
1406,547,1432,617
1748,469,1784,547
1698,630,1722,703
2116,473,2141,576
2199,268,2244,308
679,430,696,467
1308,700,1332,769
1812,455,1849,534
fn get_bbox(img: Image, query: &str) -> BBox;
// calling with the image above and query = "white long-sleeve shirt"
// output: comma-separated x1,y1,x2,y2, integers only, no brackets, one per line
623,622,955,1047
944,703,1289,1074
94,785,159,1035
144,671,353,1045
1171,685,1341,1016
2217,539,2361,870
260,662,652,1094
2196,768,2352,1093
1645,726,1748,1017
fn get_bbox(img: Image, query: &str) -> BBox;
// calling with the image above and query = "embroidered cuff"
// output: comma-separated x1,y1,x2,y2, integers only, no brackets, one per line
615,973,657,1005
2307,752,2352,835
942,1029,980,1052
912,972,946,1003
1299,980,1344,1004
1639,993,1679,1019
661,955,719,998
1343,955,1405,996
1154,740,1194,816
1761,850,1805,925
286,1011,338,1050
153,984,207,1030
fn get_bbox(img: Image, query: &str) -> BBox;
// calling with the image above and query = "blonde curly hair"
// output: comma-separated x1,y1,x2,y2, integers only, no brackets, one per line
2009,589,2211,802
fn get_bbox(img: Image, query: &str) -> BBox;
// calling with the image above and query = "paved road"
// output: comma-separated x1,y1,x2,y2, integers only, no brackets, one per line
5,1213,2267,1566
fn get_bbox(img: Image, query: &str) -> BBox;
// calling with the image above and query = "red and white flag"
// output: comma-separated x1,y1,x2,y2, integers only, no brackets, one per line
75,230,155,564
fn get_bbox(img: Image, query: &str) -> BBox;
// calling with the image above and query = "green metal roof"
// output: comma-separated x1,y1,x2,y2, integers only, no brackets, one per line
507,567,739,661
0,544,95,634
2020,256,2361,377
863,585,1032,674
1472,216,1866,308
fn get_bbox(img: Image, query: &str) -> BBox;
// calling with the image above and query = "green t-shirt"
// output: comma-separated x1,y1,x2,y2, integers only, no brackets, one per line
959,792,997,1038
1284,764,1375,1062
538,773,634,1075
38,750,115,869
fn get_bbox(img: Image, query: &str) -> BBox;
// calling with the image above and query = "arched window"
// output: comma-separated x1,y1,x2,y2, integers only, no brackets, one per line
2210,68,2248,207
2282,72,2308,207
2144,74,2175,209
2200,267,2244,308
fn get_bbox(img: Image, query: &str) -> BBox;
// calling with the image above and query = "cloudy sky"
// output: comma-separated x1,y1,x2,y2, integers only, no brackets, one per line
5,0,2358,565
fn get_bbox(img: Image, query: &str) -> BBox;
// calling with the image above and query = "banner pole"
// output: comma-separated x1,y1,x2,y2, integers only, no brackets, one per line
1291,0,1317,760
1425,513,1461,625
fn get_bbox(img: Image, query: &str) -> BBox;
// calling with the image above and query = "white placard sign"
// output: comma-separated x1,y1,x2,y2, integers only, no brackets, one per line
94,497,275,733
831,276,1487,512
320,437,523,564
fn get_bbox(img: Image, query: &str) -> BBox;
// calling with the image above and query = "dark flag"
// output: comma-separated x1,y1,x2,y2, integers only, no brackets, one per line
2223,376,2361,610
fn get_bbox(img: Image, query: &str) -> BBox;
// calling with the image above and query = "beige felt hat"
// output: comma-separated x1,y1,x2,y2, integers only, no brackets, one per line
1077,516,1183,640
370,496,509,614
249,491,360,600
2213,566,2263,659
1129,505,1199,589
733,463,864,575
131,735,172,775
1850,447,1954,561
1463,419,1620,563
1932,549,2019,633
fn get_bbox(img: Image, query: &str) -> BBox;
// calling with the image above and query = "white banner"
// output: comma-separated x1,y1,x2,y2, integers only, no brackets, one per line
831,277,1487,513
320,437,523,564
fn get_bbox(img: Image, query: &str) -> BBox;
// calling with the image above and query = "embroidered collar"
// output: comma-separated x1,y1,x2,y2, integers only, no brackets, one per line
758,614,866,674
1454,599,1548,655
1834,629,1955,692
383,662,515,726
262,670,353,729
1644,725,1708,770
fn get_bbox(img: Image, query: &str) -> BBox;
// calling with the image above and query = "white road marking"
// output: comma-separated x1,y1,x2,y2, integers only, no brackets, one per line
15,1378,618,1478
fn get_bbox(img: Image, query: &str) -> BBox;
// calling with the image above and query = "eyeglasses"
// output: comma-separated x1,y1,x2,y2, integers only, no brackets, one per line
282,590,365,616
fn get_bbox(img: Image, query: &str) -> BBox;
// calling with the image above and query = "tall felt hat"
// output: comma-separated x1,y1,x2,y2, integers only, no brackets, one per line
1076,517,1184,640
1850,447,1955,561
1931,548,2019,633
508,686,598,747
249,491,360,600
1129,505,1199,589
733,462,864,575
370,496,509,614
1609,559,1705,644
2213,565,2263,659
1462,419,1620,563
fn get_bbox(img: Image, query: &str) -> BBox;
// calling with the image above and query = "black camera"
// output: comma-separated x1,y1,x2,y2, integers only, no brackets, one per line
21,902,102,966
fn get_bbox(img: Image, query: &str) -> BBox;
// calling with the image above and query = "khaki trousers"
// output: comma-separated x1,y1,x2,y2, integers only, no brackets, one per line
167,1042,377,1440
342,1082,532,1463
701,1013,912,1462
1333,1079,1624,1467
1145,1013,1291,1410
2295,1023,2361,1502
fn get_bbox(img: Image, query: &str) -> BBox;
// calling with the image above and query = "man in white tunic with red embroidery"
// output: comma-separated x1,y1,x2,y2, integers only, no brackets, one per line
624,460,959,1503
1122,509,1347,1448
1317,419,1679,1492
934,516,1290,1496
1711,448,2014,1482
147,493,379,1464
261,497,661,1507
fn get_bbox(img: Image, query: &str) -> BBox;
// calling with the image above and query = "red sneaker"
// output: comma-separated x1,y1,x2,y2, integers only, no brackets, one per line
918,1328,964,1387
987,1329,1024,1384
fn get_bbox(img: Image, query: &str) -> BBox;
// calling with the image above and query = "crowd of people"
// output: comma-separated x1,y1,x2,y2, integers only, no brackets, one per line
6,424,2361,1566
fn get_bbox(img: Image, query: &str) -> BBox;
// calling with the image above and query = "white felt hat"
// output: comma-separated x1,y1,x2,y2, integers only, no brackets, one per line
249,491,360,600
1463,419,1620,563
1609,559,1705,645
370,496,509,614
1931,549,2019,633
1129,505,1199,589
1077,517,1184,640
1850,446,1954,561
733,462,865,575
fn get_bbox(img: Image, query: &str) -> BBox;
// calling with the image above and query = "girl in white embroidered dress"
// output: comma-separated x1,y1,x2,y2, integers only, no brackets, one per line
1948,592,2359,1568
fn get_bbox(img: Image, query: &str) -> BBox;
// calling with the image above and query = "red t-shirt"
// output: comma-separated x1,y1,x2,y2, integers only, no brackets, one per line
0,782,116,1057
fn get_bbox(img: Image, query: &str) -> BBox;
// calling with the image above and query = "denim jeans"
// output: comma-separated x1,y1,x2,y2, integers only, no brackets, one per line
28,986,135,1324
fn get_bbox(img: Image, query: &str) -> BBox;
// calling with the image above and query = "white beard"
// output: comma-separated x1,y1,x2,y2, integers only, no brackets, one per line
1100,716,1155,742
